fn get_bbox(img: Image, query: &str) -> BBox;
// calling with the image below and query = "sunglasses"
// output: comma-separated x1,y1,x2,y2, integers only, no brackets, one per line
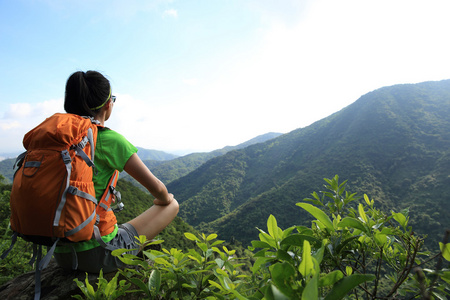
111,95,116,103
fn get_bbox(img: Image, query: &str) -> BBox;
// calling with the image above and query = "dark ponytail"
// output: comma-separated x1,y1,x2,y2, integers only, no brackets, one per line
64,71,111,117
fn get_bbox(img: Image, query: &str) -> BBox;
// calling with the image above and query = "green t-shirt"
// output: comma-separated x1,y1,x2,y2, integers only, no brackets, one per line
93,128,138,199
55,128,138,253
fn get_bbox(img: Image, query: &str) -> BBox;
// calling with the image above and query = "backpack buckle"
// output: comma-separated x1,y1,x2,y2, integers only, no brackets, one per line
61,150,72,164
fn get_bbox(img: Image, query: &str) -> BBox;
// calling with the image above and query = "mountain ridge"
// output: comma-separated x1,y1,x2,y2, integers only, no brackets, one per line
167,79,450,246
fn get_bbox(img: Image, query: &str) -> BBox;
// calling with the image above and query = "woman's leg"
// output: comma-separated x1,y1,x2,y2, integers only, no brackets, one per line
127,199,179,240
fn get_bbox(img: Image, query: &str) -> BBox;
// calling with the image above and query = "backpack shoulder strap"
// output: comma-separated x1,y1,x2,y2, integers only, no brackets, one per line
0,231,18,259
98,170,121,211
12,151,27,179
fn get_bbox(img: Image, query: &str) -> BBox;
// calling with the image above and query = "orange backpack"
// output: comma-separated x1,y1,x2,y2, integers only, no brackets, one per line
10,113,100,243
2,113,122,299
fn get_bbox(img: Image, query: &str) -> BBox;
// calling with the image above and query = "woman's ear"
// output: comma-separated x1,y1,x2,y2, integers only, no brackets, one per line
104,99,113,110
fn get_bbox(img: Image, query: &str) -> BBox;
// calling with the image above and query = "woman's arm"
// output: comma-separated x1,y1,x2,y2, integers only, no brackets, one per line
123,153,173,205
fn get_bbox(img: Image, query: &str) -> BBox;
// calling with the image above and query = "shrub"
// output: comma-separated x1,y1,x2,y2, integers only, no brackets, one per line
76,176,450,299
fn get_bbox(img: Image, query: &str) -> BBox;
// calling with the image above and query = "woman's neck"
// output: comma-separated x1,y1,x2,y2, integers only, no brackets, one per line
94,111,106,126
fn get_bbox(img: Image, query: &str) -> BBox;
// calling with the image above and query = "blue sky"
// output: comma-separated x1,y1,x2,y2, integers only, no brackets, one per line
2,0,450,157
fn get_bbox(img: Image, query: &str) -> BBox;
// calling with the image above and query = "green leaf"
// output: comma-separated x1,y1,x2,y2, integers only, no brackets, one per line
148,269,161,295
265,284,291,300
230,289,249,300
197,242,208,252
319,270,344,287
338,217,367,233
259,231,277,248
251,257,272,273
375,232,388,246
324,274,375,300
128,277,150,295
188,255,201,264
154,257,172,267
392,212,407,228
299,240,313,277
251,240,272,249
302,272,319,300
276,249,294,264
111,248,134,257
210,240,224,246
346,266,353,276
215,258,225,269
440,270,450,284
280,234,319,247
104,274,118,296
313,244,325,265
439,242,450,261
296,203,334,231
85,276,95,296
267,214,279,240
358,203,368,224
184,232,199,241
335,235,360,255
136,234,147,245
206,233,218,241
147,239,164,245
271,262,295,297
208,280,224,291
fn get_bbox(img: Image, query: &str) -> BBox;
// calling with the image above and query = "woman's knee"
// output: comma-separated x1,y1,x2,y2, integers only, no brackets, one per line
170,198,180,214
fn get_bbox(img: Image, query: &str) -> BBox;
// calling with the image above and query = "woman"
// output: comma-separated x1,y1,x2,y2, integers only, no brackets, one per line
54,70,179,273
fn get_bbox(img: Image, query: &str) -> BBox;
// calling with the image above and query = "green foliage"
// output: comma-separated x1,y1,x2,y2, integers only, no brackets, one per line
109,233,250,299
77,176,449,299
0,174,35,285
72,270,130,300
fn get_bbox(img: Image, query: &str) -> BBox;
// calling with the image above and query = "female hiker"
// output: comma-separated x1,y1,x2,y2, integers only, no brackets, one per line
54,70,179,273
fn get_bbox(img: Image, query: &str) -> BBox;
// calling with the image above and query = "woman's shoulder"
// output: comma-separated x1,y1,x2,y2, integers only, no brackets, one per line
98,127,137,152
98,127,126,140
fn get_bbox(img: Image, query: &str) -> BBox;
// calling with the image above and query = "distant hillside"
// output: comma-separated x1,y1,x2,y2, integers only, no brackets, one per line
122,132,282,186
0,159,15,184
167,80,450,247
136,147,179,161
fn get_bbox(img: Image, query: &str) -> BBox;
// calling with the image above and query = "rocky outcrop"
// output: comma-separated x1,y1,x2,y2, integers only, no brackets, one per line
0,259,115,300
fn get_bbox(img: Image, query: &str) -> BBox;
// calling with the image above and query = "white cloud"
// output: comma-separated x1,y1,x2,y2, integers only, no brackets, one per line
4,103,33,119
163,9,178,18
0,121,20,131
182,78,199,86
1,99,64,153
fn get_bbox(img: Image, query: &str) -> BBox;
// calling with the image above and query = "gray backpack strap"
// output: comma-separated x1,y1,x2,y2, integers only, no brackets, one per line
93,225,117,251
67,186,98,204
53,150,72,227
32,238,59,300
12,151,27,179
29,243,38,266
0,231,18,259
64,210,96,238
33,244,43,300
72,127,96,167
70,245,78,270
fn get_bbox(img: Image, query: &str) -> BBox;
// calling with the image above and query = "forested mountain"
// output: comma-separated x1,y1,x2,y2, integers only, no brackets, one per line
0,159,14,183
136,147,179,161
122,132,282,185
167,80,450,247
